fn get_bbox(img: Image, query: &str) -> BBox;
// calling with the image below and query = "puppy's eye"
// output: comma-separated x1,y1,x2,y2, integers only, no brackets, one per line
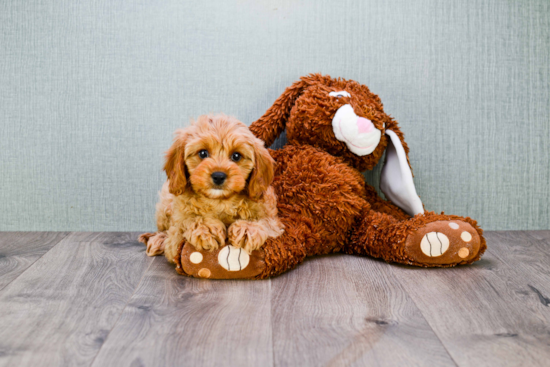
329,91,351,98
231,152,242,162
198,150,209,159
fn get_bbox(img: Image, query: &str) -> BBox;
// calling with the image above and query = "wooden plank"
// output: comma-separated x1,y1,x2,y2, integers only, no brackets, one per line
523,230,550,242
270,255,456,367
484,231,550,325
0,232,69,291
0,232,153,367
91,258,273,367
389,231,550,367
486,231,550,295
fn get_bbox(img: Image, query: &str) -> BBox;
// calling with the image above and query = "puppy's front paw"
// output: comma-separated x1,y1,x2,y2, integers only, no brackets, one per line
228,221,268,254
138,232,156,245
145,232,167,256
185,220,226,252
139,232,166,256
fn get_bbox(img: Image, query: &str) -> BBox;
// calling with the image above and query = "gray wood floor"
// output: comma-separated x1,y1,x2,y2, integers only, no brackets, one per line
0,231,549,367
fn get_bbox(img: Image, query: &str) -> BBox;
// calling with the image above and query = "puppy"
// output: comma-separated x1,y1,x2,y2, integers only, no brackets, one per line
139,114,284,263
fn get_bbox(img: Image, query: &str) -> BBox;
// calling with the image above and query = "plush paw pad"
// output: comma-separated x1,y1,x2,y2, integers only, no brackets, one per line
405,220,480,265
218,245,250,271
420,232,449,257
178,242,265,279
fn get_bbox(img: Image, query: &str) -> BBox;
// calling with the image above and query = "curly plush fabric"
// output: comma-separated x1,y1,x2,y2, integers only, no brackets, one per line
176,74,486,279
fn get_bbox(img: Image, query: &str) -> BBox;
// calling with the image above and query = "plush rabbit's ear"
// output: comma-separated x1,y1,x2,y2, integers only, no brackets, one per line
249,74,327,147
380,130,424,216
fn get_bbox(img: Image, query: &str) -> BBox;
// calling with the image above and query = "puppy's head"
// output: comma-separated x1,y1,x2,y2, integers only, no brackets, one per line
164,114,274,200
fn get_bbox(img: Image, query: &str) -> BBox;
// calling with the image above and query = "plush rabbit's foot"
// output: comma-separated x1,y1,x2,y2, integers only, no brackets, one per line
175,241,266,279
404,220,481,266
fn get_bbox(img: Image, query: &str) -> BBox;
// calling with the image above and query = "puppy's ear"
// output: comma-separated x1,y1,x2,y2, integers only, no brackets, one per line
164,130,190,196
249,73,328,147
247,140,275,200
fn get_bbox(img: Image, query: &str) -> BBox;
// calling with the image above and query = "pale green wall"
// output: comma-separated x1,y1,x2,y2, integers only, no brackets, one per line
1,0,548,231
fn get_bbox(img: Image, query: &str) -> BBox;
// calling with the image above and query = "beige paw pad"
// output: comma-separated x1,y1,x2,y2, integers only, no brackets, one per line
420,232,450,257
461,231,472,242
458,247,470,258
448,222,459,229
189,252,203,264
198,268,211,278
218,245,250,271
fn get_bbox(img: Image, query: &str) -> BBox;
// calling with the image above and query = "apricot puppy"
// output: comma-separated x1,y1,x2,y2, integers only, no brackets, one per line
139,114,284,263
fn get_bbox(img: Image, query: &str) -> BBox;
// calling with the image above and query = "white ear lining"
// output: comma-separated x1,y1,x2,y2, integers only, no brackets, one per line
380,130,424,216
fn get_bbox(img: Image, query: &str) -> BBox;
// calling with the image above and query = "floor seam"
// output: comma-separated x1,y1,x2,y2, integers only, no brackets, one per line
269,278,275,367
522,230,550,245
386,264,460,367
87,256,156,367
484,232,550,302
0,232,70,293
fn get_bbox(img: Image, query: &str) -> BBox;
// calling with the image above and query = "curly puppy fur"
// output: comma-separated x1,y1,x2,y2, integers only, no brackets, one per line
139,114,284,262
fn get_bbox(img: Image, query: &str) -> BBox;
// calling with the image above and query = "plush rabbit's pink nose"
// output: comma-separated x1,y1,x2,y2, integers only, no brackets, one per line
356,117,375,134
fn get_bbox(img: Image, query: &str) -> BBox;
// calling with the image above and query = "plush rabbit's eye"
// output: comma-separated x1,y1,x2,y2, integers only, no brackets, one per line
198,150,209,159
329,91,351,98
231,152,242,162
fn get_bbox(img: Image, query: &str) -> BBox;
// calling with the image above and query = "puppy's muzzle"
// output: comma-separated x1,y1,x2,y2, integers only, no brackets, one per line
211,171,227,185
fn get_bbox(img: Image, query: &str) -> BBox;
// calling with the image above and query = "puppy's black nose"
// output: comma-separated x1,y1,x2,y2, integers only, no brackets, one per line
211,172,227,185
